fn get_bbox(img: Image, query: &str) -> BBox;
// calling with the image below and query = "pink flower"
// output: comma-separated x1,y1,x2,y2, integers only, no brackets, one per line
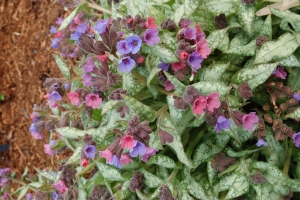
67,92,80,106
81,158,88,167
171,60,186,71
206,92,220,113
52,180,68,193
99,149,113,163
274,66,287,79
95,54,109,62
242,112,259,132
44,144,54,155
120,135,137,150
120,154,133,165
196,40,211,59
164,80,175,91
193,96,207,114
142,147,158,162
85,93,102,109
180,51,189,59
145,16,157,28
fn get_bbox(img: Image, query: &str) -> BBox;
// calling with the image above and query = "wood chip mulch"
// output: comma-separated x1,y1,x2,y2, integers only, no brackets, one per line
0,0,69,183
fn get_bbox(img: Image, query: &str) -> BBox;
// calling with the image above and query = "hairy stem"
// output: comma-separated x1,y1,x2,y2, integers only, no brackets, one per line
186,127,207,158
83,2,112,15
76,160,97,178
283,138,293,175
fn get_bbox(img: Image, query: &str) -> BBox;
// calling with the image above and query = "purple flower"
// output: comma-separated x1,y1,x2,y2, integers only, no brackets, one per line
84,145,97,159
107,155,122,169
70,31,81,41
75,20,89,33
0,177,9,187
242,112,259,132
126,35,142,54
92,19,108,34
141,147,158,162
188,52,204,70
52,191,59,200
83,58,95,73
158,61,170,71
25,193,32,200
130,141,146,157
51,38,60,49
293,93,300,101
293,132,300,148
48,91,62,102
215,116,231,132
184,28,197,40
274,66,287,79
116,40,131,55
118,56,136,73
180,19,192,28
144,28,160,46
256,139,268,147
83,73,92,87
56,17,64,25
50,26,57,34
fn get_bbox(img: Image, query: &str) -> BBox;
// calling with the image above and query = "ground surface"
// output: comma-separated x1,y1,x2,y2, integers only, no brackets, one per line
0,0,67,182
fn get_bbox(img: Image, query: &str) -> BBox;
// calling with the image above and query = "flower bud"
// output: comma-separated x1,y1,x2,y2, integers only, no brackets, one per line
277,90,285,99
250,172,266,184
129,171,144,192
173,96,188,110
242,0,256,4
238,82,252,99
275,82,284,90
183,85,199,105
272,119,282,132
214,14,227,29
270,92,277,103
286,98,298,106
279,103,287,112
263,114,273,124
256,36,269,49
221,101,228,110
158,184,174,200
231,110,244,127
211,153,236,172
262,104,270,111
60,113,70,127
283,86,293,97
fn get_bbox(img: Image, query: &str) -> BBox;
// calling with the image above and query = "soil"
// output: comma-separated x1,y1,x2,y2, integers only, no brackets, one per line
0,0,67,184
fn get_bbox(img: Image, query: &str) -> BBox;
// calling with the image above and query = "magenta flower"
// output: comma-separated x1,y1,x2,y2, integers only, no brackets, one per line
242,112,259,132
292,132,300,148
196,40,211,59
274,66,287,79
146,16,157,28
142,147,158,162
85,93,102,109
164,80,175,91
117,40,131,55
67,92,80,106
206,92,220,113
256,139,268,147
84,145,97,159
118,56,136,73
188,52,204,70
158,61,170,71
99,149,113,163
144,28,160,46
52,180,68,193
92,19,108,34
81,158,88,167
83,57,95,73
184,28,197,40
215,116,231,132
171,60,186,71
193,96,207,114
48,91,62,102
44,144,54,155
180,19,192,28
120,134,137,150
126,35,142,54
130,141,146,157
1,193,9,199
83,73,92,87
120,154,133,165
107,155,122,169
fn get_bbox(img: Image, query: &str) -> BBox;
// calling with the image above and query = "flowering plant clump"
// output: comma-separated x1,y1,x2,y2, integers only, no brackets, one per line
4,0,300,199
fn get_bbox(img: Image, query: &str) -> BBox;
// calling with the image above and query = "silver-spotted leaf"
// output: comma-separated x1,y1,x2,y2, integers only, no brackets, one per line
192,81,228,96
288,67,300,91
260,15,272,39
203,0,240,15
122,73,146,96
147,155,176,168
139,168,163,188
227,39,256,56
96,162,124,181
53,54,71,79
238,2,255,35
270,8,300,32
198,62,230,82
146,68,161,98
164,72,186,96
66,146,83,164
58,3,86,31
172,0,201,25
279,54,300,67
142,44,179,63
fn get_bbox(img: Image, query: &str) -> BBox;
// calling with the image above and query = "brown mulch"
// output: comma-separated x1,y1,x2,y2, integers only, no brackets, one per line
0,0,67,180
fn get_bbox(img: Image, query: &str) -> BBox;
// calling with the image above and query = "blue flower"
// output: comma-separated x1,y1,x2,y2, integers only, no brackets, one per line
83,145,96,159
143,28,160,46
51,38,60,49
50,26,57,34
188,52,204,70
256,139,268,147
116,40,131,55
92,19,108,34
158,61,170,71
52,191,59,200
48,91,62,102
126,35,142,54
293,93,300,102
70,31,81,41
107,155,122,169
215,116,231,132
130,141,146,157
118,56,136,73
75,20,89,33
184,28,197,40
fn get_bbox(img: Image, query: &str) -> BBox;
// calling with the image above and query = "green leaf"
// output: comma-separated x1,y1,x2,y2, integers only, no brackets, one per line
120,180,131,199
207,160,218,185
288,67,300,91
58,3,86,31
238,3,255,35
226,174,249,199
122,73,146,96
96,162,124,181
207,28,229,52
192,81,229,96
279,54,300,67
34,167,56,182
203,0,240,15
270,8,300,33
193,133,230,166
252,183,280,200
198,62,230,82
164,72,186,96
172,0,201,25
231,63,278,89
146,68,161,98
147,155,176,168
123,0,154,17
254,33,299,64
101,100,123,115
286,107,300,119
21,166,28,181
28,182,43,188
262,128,285,167
55,127,95,139
224,147,262,157
17,185,30,200
223,120,252,144
66,146,82,165
139,168,163,188
227,40,257,56
142,44,179,63
260,15,272,39
122,95,156,122
53,54,71,79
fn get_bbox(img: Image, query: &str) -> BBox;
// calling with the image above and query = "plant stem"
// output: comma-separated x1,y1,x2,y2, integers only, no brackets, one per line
220,191,227,200
131,71,146,81
186,127,207,158
83,1,112,15
155,105,169,118
168,163,182,182
157,87,172,95
76,160,97,178
283,138,293,175
10,178,37,192
135,92,153,101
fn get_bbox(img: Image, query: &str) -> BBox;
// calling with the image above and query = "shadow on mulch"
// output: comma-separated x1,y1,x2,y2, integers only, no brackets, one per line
0,0,68,185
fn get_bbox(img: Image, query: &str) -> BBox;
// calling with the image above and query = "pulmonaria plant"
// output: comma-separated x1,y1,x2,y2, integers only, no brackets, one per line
6,0,300,199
